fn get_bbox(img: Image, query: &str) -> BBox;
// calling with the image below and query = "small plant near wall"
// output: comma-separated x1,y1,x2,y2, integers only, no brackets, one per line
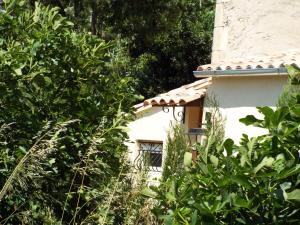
199,95,225,165
143,65,300,225
162,123,190,181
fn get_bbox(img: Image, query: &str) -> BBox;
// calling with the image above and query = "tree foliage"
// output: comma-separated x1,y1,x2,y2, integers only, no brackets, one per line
0,1,139,223
28,0,215,98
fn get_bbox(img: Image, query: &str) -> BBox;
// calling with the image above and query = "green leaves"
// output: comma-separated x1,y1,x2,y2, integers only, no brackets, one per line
32,2,41,23
253,156,275,173
0,2,139,224
223,138,234,156
184,152,192,168
240,115,262,126
286,189,300,201
141,188,158,198
149,67,300,224
209,155,218,167
287,64,300,85
14,67,22,75
162,124,190,180
273,153,286,173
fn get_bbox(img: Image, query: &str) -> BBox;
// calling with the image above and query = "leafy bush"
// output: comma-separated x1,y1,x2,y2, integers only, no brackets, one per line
145,66,300,224
162,124,190,181
0,1,138,224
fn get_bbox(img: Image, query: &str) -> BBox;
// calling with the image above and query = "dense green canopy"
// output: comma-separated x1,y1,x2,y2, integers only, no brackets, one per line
29,0,215,98
0,1,138,223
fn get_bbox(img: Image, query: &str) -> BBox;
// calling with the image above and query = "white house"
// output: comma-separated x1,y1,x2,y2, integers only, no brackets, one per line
194,0,300,143
127,0,300,176
126,79,211,181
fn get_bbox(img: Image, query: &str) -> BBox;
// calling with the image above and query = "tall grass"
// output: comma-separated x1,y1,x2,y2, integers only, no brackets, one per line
0,120,80,202
0,111,151,224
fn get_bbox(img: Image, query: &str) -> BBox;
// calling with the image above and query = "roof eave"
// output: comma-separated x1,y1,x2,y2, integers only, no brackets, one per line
193,67,288,78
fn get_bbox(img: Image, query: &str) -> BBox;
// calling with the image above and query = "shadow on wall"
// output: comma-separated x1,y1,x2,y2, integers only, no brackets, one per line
136,106,184,121
136,107,163,119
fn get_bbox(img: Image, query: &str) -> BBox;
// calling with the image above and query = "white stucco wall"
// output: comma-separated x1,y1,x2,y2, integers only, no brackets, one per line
205,76,288,144
126,107,183,182
212,0,300,63
208,0,295,143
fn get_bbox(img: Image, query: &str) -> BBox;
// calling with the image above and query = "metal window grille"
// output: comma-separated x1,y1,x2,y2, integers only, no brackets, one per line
134,142,163,172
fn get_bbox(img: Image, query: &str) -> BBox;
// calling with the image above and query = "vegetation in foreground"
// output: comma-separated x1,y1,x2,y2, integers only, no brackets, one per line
144,65,300,224
0,0,214,223
0,1,143,224
0,1,215,223
1,0,299,224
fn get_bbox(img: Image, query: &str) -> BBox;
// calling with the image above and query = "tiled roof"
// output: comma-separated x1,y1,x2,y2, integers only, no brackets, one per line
134,78,212,113
196,50,300,73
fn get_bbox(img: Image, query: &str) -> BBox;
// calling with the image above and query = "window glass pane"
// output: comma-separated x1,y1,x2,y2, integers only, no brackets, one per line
149,152,162,167
137,141,163,171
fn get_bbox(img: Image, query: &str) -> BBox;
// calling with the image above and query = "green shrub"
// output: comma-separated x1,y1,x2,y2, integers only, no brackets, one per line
0,1,138,224
162,124,190,181
145,66,300,225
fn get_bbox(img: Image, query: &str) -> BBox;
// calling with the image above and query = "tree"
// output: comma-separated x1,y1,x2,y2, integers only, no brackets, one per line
28,0,216,98
0,1,138,223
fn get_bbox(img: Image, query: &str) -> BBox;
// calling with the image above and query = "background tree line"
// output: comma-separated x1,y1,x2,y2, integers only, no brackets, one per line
29,0,215,98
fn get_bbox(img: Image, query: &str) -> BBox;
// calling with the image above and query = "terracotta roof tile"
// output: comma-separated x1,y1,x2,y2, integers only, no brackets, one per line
196,50,300,72
135,78,211,113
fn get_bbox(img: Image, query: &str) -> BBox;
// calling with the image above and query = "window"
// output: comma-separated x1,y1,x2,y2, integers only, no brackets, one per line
135,141,163,171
